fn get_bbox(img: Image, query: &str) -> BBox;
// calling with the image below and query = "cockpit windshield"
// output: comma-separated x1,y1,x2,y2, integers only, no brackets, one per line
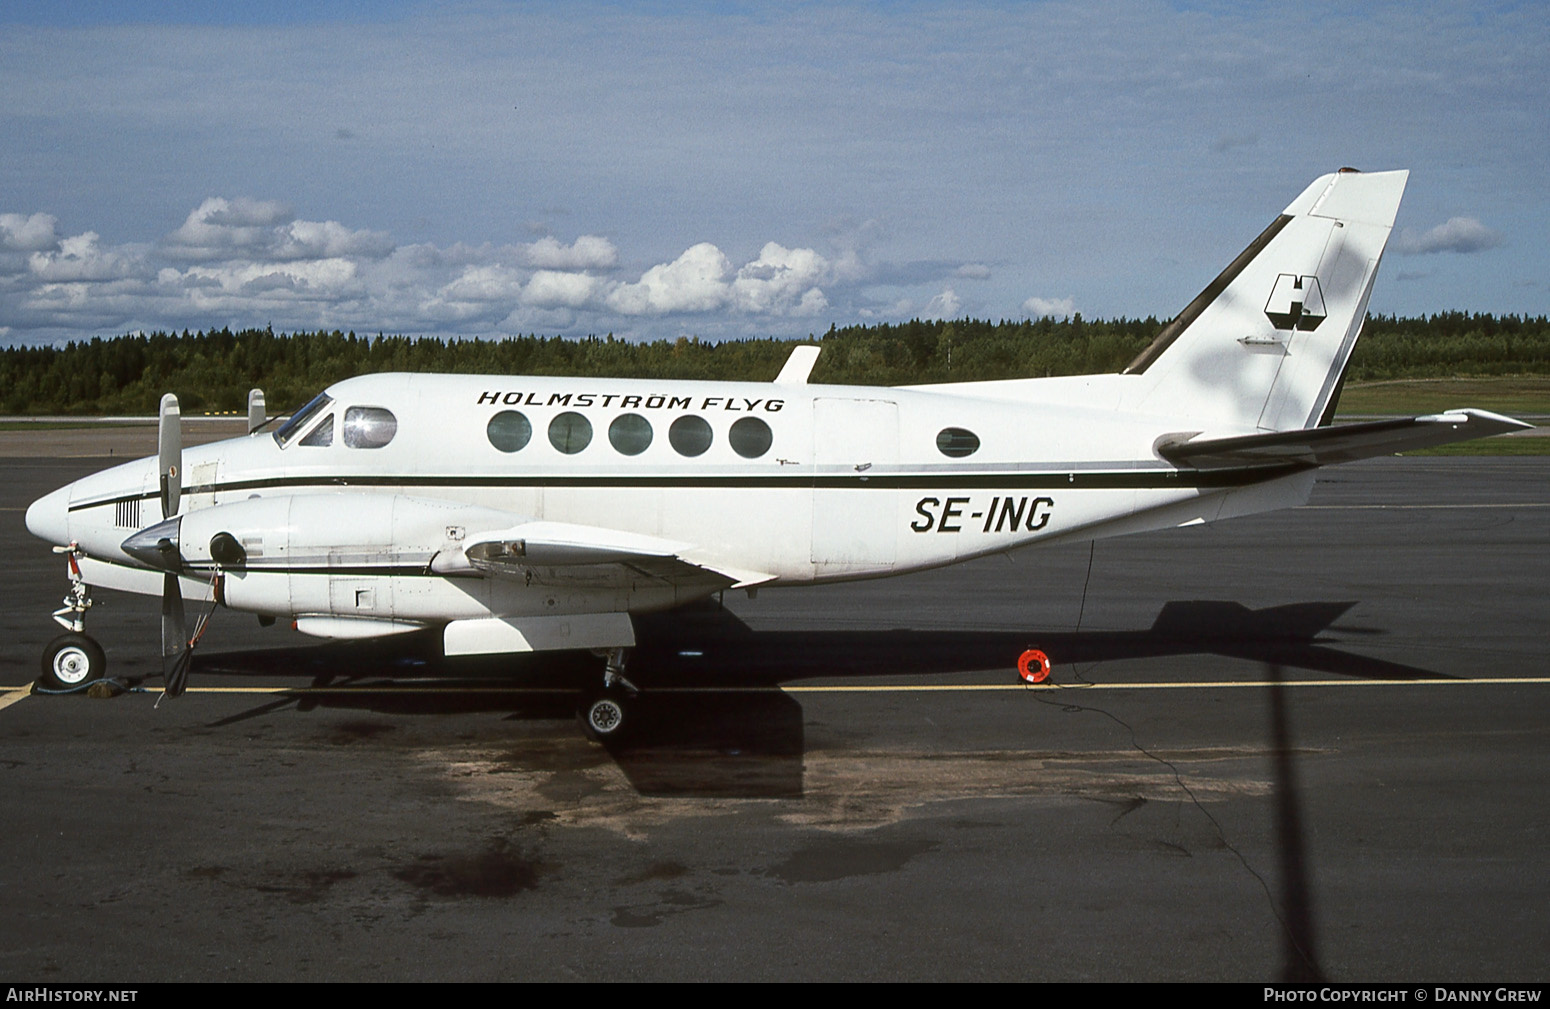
273,393,334,448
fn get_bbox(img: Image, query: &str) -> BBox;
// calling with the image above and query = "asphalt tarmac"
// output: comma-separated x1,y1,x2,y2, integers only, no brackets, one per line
0,447,1545,982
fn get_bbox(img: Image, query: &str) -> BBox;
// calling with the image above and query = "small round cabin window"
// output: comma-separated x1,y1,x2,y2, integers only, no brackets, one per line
729,416,773,458
548,411,593,454
342,406,397,449
487,411,532,453
608,413,653,456
669,415,713,457
936,427,980,458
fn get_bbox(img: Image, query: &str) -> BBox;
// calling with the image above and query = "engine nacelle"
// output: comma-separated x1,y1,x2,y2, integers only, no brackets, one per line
122,492,523,621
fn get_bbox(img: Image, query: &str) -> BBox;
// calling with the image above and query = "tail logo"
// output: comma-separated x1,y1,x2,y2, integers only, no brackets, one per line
1264,274,1327,331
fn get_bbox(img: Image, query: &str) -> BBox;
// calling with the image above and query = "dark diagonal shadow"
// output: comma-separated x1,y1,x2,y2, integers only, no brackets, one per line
169,597,1445,798
1266,661,1324,981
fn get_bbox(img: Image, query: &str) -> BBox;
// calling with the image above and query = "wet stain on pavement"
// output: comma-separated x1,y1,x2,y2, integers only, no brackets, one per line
393,841,542,898
763,837,937,884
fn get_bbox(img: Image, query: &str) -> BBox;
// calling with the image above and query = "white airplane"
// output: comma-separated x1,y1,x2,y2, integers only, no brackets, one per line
24,169,1529,738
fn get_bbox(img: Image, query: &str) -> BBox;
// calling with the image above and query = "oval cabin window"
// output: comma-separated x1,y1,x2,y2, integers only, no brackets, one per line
728,417,773,458
936,427,980,458
548,411,593,454
608,413,653,456
668,415,713,457
487,411,532,453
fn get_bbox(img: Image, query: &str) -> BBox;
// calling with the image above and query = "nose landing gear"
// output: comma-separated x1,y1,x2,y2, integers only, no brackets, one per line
39,545,107,691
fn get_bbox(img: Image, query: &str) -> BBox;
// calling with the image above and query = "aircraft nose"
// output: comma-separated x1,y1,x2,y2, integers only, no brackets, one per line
25,483,72,546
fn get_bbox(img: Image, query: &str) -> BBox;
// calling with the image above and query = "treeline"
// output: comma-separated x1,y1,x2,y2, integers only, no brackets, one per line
1,312,1546,415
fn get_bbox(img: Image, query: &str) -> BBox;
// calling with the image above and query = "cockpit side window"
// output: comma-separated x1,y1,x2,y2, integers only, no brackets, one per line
342,406,397,449
299,413,334,447
273,393,334,448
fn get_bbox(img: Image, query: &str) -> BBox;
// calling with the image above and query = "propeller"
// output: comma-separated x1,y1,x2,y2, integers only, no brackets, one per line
156,393,191,699
158,393,181,520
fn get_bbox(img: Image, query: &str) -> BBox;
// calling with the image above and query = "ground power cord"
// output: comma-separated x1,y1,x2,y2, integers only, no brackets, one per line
1023,540,1318,977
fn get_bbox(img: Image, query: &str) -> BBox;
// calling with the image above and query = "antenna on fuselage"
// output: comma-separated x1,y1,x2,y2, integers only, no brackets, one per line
774,344,822,385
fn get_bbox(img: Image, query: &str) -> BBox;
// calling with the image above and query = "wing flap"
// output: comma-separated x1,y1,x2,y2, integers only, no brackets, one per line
1157,409,1532,470
443,520,774,591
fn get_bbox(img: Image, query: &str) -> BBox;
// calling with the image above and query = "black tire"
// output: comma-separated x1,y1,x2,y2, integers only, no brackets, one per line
578,693,629,743
40,633,106,691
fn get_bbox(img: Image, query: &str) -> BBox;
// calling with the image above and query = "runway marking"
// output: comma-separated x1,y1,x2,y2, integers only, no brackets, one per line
1301,503,1549,510
780,677,1550,692
6,677,1547,699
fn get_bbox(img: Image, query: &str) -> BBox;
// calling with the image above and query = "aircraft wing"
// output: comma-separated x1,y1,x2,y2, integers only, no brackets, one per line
1157,409,1532,470
437,520,775,591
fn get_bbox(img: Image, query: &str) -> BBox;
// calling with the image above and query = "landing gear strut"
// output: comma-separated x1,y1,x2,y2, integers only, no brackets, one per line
39,545,106,691
579,646,638,742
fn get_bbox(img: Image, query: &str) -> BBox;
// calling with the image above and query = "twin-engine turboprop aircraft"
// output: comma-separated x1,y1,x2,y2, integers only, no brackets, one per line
24,169,1530,737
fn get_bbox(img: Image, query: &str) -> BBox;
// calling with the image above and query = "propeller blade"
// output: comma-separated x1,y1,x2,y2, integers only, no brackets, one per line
247,388,266,434
161,572,191,698
158,393,181,519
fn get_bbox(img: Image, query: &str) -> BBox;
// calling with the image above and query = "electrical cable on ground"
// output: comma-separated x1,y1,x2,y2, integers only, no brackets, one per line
1024,539,1320,977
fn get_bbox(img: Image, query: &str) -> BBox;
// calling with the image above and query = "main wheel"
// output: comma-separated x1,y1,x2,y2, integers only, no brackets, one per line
579,693,628,742
40,633,106,691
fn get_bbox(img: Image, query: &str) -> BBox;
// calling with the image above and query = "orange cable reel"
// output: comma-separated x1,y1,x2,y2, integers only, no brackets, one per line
1017,648,1052,684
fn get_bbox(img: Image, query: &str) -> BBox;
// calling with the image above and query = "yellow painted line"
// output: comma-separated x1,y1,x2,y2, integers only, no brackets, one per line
9,677,1544,699
1302,503,1549,510
140,685,578,695
782,677,1550,692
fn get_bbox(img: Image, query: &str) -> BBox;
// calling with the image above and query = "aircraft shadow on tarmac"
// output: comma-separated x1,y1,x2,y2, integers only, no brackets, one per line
165,597,1448,805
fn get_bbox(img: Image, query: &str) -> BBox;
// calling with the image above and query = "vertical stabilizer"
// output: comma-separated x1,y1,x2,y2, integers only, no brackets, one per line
1123,169,1408,432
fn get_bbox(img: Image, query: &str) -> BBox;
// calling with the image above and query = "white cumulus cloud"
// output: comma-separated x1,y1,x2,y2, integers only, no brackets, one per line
521,235,617,270
923,287,961,319
1392,217,1504,255
1,212,60,252
161,197,392,263
1,196,843,341
523,269,604,309
731,242,829,314
607,243,733,315
1022,295,1075,318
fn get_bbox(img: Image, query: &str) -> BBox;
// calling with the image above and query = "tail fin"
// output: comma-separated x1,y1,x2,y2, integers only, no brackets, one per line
1122,169,1408,433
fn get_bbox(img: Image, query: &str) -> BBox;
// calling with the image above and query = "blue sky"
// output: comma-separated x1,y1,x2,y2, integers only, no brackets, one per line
2,1,1545,345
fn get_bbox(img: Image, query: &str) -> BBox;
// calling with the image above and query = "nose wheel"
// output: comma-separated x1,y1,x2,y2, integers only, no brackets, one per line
38,545,108,691
41,633,106,691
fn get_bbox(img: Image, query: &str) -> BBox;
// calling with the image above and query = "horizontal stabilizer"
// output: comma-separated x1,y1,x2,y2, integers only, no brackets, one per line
1157,409,1532,470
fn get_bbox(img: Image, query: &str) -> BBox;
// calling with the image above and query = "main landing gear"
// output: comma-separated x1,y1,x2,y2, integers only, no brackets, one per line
39,546,107,691
578,646,639,743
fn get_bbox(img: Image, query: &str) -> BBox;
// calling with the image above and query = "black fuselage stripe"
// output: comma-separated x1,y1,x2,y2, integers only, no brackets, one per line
68,464,1310,512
